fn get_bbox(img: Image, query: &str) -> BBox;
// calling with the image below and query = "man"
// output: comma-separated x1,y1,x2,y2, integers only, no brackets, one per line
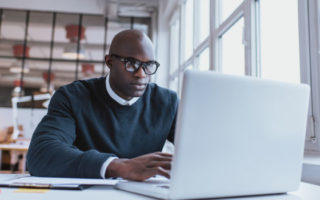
27,30,178,181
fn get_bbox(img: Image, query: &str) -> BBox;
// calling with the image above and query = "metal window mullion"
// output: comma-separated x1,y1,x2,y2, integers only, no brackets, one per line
243,0,258,76
178,3,185,96
0,9,3,38
210,0,219,71
193,0,200,70
102,17,109,76
214,1,245,72
194,37,210,55
297,0,318,150
19,11,30,97
75,14,83,81
47,12,56,91
307,0,320,147
215,3,244,37
181,56,194,71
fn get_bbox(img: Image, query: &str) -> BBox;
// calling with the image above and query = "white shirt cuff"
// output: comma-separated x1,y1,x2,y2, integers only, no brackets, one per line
100,157,118,179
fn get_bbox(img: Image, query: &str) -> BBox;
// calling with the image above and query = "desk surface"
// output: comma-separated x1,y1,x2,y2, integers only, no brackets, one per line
0,141,30,151
0,181,319,200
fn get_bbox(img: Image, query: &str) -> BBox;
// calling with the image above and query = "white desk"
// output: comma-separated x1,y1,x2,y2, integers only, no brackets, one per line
0,182,319,200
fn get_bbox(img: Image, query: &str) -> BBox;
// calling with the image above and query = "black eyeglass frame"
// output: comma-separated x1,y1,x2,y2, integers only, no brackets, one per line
110,54,160,75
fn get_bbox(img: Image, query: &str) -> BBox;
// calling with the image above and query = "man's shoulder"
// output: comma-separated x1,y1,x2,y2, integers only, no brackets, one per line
59,76,105,95
146,83,178,103
148,83,176,95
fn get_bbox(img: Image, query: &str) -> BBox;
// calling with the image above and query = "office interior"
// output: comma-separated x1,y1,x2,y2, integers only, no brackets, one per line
0,0,319,188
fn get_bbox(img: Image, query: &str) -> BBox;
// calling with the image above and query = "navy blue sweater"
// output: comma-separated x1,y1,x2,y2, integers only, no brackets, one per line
27,77,178,178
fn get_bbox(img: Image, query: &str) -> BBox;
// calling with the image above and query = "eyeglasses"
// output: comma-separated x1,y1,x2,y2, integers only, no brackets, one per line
111,54,160,75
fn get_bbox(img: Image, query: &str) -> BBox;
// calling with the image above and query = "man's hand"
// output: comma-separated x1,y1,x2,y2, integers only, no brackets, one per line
105,152,172,181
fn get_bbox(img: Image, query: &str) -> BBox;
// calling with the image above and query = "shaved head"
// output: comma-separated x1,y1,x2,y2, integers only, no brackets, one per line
109,29,154,60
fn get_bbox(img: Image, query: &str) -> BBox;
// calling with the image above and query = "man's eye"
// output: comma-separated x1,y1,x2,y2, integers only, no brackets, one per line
126,61,138,68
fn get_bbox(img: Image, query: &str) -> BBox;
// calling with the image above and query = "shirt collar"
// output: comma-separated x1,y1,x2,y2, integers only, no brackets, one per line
106,74,139,106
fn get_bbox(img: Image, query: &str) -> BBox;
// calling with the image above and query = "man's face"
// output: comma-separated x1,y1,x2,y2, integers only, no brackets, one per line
106,52,152,100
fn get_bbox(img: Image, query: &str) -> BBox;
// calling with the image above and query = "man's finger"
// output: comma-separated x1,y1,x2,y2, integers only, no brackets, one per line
150,154,173,161
155,167,170,179
155,152,173,157
146,161,171,170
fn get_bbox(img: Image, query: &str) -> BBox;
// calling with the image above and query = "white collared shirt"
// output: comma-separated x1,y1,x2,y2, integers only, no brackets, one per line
105,74,139,106
100,74,140,178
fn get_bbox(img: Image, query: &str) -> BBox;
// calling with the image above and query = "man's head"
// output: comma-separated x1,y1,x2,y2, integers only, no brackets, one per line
105,29,158,100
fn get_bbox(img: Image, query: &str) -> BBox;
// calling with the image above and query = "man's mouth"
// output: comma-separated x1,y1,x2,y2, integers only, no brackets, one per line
131,83,147,90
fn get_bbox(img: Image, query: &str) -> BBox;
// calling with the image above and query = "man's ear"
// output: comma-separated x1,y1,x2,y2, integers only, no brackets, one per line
105,55,112,69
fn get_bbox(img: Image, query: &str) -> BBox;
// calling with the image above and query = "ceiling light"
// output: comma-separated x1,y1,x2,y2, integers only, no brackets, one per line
63,25,86,59
63,42,85,59
9,60,30,73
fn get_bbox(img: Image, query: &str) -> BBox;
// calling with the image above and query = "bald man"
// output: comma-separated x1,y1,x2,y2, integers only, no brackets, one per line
27,30,178,181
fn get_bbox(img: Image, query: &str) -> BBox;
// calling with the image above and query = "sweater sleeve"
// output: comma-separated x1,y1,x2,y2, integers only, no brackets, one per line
26,87,113,178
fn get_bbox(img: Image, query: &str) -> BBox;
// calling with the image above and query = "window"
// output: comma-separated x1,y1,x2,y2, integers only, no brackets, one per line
299,0,320,152
170,19,180,75
197,47,210,71
220,17,245,76
0,9,152,107
259,0,300,83
183,0,194,61
167,0,320,156
221,0,244,22
195,0,210,46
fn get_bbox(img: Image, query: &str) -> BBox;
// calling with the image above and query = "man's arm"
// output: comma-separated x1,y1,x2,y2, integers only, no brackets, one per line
27,88,114,178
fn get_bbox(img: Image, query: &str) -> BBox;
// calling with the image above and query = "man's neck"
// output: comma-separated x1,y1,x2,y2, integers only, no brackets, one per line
105,74,139,106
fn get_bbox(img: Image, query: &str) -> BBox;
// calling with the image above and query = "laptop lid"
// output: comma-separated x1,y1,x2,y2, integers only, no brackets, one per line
169,70,310,199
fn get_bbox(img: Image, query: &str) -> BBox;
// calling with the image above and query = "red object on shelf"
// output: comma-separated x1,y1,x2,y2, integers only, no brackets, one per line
65,25,86,41
42,72,55,82
82,63,95,75
13,80,23,87
13,44,30,57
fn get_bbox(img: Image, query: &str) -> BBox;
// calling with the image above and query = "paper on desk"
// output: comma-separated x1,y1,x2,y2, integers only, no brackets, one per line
8,176,118,186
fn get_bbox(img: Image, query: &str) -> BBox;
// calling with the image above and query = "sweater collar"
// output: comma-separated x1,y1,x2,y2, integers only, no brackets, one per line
105,74,139,106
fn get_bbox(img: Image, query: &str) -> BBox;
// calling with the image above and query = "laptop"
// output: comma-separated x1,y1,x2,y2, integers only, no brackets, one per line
116,70,310,199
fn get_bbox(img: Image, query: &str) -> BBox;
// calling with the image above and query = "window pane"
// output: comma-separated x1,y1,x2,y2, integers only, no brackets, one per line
196,0,210,45
82,15,105,61
221,18,245,76
198,47,210,70
53,14,79,60
0,10,26,41
27,12,53,58
169,77,179,93
170,19,180,74
183,0,194,61
260,0,300,83
221,0,243,22
0,10,27,57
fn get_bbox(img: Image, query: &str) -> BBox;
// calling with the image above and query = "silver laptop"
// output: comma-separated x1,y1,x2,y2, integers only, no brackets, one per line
116,70,310,199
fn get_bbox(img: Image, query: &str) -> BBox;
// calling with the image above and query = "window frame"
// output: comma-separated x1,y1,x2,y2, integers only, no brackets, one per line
168,0,320,153
300,0,320,152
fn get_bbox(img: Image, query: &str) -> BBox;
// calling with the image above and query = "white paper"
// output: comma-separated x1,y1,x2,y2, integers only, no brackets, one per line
8,176,118,186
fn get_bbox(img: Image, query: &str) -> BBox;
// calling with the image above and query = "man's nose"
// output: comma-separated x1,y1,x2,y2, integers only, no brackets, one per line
134,66,147,78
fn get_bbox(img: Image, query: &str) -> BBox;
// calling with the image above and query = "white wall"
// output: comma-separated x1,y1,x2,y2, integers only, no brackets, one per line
0,107,47,139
